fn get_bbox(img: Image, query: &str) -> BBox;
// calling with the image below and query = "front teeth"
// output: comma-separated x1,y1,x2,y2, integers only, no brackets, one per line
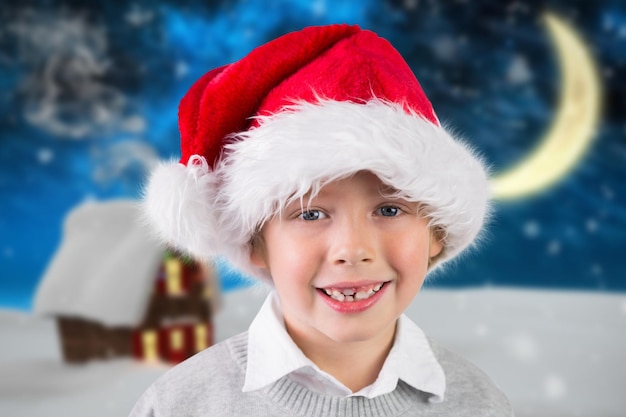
324,283,384,302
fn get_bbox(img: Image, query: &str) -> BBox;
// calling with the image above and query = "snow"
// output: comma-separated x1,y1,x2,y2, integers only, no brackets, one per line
2,287,625,417
33,200,164,327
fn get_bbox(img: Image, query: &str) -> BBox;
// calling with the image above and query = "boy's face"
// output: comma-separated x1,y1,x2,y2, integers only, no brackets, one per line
251,171,443,350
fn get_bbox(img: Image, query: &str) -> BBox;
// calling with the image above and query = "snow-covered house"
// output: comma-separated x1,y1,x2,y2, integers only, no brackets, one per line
34,199,218,364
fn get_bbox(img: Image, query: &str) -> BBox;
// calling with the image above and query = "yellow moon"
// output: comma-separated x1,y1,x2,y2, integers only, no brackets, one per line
490,13,602,200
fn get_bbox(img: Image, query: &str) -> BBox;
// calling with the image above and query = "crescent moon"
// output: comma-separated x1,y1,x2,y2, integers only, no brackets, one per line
490,13,602,200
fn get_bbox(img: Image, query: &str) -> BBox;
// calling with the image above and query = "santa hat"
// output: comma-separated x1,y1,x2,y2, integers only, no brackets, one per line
143,24,490,282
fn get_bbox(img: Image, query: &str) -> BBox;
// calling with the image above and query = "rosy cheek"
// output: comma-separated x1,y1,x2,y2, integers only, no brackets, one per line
390,238,429,267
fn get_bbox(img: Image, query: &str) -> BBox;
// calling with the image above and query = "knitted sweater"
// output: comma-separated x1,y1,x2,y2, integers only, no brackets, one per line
129,332,513,417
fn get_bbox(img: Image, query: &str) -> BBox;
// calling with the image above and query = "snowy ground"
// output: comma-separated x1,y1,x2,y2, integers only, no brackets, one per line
1,287,625,417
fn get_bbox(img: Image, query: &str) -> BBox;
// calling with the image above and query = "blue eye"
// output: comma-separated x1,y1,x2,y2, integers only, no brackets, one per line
378,206,399,217
299,210,324,221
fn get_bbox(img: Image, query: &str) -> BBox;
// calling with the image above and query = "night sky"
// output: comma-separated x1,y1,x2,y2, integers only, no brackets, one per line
1,0,625,310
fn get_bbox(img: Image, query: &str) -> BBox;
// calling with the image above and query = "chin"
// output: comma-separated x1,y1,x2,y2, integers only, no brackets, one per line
322,322,392,345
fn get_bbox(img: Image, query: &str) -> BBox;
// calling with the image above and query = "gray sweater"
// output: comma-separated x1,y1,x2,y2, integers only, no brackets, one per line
129,332,513,416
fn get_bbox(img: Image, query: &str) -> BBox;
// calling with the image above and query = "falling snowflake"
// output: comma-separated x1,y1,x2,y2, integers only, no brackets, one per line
506,55,532,84
586,219,598,233
432,36,458,62
601,184,615,200
454,293,467,312
310,0,327,17
404,0,419,10
175,61,190,79
591,264,603,276
36,148,54,164
547,240,561,256
506,332,539,361
125,5,155,26
474,324,489,337
523,220,540,238
544,374,566,399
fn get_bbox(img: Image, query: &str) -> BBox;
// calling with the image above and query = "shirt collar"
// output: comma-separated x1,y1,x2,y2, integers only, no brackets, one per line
242,291,445,401
242,291,316,392
391,315,446,402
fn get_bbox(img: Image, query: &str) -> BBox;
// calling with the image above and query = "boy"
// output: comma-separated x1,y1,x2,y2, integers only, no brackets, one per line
133,24,513,416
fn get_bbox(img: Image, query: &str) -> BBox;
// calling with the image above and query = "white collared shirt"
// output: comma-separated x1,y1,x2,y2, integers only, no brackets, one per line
242,291,445,402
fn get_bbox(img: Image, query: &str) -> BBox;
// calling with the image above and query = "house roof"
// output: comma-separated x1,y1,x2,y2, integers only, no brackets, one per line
34,199,165,327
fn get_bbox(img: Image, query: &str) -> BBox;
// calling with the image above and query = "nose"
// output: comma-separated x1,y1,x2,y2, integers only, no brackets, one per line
329,215,376,266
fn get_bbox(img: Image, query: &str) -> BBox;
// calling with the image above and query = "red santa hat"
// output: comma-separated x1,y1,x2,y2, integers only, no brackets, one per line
143,24,490,282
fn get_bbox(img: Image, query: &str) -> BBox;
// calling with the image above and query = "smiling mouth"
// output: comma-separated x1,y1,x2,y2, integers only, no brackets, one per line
319,282,389,302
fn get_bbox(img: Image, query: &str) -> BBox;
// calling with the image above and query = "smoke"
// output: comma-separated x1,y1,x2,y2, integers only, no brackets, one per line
8,9,132,139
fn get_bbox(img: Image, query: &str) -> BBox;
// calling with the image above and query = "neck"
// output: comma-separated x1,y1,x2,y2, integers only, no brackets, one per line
286,320,397,392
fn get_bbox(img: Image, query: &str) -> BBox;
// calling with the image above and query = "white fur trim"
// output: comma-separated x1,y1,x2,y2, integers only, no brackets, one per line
221,100,491,269
144,100,490,281
143,155,269,282
143,157,218,257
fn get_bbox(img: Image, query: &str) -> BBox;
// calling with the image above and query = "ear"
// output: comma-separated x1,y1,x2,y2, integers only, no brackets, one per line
249,234,269,270
428,228,444,259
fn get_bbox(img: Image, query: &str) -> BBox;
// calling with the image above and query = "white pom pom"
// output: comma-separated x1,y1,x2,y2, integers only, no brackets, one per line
142,155,222,259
